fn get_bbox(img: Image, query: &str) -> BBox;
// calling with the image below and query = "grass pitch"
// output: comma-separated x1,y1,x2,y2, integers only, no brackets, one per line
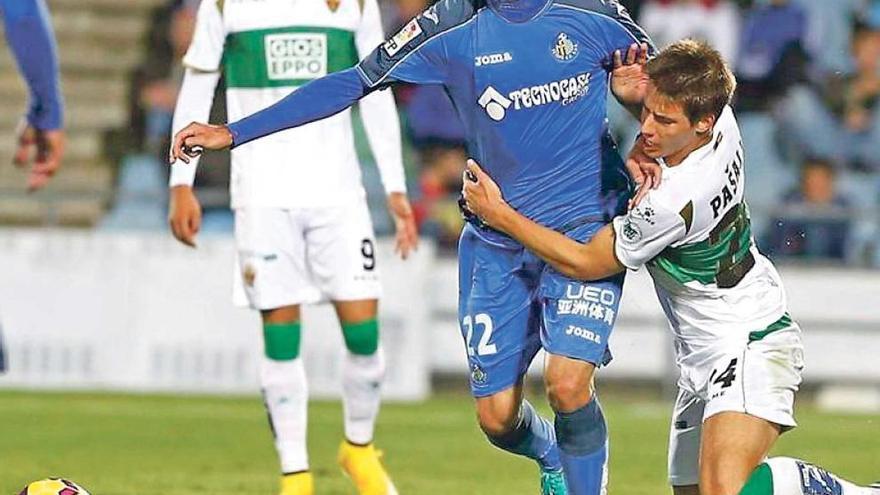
0,390,877,494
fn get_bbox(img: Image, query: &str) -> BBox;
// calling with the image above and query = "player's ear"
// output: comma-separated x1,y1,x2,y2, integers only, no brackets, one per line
695,114,715,135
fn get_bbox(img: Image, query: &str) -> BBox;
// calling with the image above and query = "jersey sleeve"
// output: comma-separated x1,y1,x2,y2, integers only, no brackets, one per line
182,0,225,72
169,69,222,187
0,0,64,130
356,0,477,88
596,0,654,58
612,193,686,270
355,0,407,194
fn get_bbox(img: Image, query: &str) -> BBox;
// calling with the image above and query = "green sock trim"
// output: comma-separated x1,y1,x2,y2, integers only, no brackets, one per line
263,322,301,360
341,319,379,355
739,463,774,495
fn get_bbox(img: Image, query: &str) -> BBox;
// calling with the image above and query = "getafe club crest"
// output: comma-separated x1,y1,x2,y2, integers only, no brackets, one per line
326,0,340,12
470,363,488,385
552,32,578,61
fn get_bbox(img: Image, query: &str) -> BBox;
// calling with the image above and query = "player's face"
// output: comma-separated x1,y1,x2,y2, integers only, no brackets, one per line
639,86,712,164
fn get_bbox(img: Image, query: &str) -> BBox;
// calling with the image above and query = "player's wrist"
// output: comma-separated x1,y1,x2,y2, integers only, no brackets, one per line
224,123,239,148
492,202,516,233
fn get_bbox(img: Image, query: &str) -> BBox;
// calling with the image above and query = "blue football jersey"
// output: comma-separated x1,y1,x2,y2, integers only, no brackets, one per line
358,0,652,234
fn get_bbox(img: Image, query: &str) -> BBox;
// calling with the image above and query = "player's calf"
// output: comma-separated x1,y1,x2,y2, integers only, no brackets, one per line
543,354,608,495
259,310,311,487
476,386,564,492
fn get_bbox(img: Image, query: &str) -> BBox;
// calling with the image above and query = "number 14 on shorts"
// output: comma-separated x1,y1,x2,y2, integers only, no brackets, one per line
709,357,739,399
462,314,497,356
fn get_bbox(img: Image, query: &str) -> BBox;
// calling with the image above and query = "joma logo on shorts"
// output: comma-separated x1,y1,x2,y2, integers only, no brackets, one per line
565,325,601,344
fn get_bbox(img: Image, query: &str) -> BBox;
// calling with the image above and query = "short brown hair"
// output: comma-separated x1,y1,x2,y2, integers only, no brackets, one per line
647,39,736,124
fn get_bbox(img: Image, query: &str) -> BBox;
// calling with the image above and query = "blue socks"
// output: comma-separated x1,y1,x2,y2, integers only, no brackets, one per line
555,397,609,495
487,400,563,472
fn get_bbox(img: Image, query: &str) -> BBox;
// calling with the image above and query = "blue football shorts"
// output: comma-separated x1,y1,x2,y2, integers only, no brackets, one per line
457,221,625,397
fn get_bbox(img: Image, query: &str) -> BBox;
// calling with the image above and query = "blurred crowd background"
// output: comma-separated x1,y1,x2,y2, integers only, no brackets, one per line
2,0,880,265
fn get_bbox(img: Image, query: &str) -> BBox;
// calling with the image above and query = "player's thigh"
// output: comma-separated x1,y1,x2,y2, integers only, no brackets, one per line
543,353,596,412
233,208,318,309
699,411,780,495
305,199,381,303
667,388,705,489
332,299,378,324
458,225,542,399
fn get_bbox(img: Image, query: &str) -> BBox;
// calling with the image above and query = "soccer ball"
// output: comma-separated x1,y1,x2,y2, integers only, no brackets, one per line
18,479,90,495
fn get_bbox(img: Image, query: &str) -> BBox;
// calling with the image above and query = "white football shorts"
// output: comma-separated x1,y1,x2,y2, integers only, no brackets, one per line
232,199,381,309
667,323,805,486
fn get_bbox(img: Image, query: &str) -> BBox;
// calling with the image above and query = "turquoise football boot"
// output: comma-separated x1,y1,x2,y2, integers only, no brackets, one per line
540,469,568,495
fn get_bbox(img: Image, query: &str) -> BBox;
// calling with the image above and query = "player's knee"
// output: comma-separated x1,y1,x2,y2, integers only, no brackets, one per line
341,319,379,356
699,464,749,495
545,374,593,412
262,321,302,361
476,403,520,438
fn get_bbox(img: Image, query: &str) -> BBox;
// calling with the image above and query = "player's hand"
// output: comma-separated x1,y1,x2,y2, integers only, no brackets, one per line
13,123,65,192
611,42,650,106
169,122,233,164
168,185,202,248
626,134,661,210
461,159,508,228
387,192,419,260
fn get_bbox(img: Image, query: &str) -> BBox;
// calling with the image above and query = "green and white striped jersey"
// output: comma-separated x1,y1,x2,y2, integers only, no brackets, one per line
177,0,405,208
612,107,789,361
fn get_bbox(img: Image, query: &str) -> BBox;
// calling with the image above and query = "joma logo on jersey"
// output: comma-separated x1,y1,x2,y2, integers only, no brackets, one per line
475,52,513,66
478,72,591,121
265,33,327,80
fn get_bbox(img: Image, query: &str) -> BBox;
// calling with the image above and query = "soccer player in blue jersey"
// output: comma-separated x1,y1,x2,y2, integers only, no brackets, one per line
170,1,654,493
0,0,65,192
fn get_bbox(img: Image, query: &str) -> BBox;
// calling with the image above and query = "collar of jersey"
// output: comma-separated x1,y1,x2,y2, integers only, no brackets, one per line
486,0,552,23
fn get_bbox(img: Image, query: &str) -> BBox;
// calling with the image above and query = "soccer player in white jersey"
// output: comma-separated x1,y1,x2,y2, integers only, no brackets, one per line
167,1,417,494
462,39,880,495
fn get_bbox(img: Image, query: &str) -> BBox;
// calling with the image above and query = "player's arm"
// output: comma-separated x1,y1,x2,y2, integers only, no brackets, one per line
1,0,65,190
462,160,625,280
355,0,418,258
170,1,459,164
167,0,225,247
168,68,221,248
463,160,686,279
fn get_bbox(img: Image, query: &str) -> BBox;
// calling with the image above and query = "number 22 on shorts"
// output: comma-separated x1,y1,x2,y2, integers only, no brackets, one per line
462,313,497,356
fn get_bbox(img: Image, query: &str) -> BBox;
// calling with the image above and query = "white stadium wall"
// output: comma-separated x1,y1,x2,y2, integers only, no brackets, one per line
1,230,879,401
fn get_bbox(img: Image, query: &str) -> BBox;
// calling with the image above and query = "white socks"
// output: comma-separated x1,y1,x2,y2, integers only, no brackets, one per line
762,457,876,495
259,346,386,474
342,346,386,445
260,356,309,473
